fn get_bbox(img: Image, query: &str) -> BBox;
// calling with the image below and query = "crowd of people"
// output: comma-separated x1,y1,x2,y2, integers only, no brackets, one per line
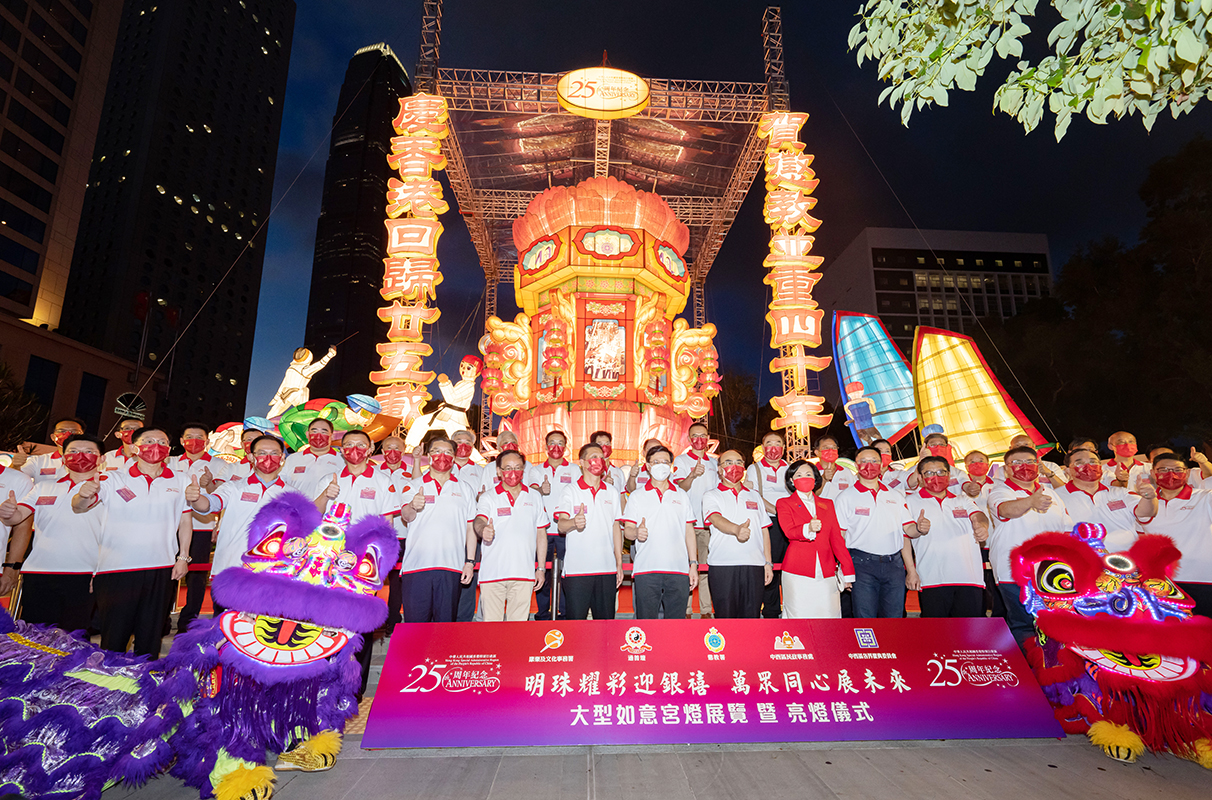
2,416,1210,661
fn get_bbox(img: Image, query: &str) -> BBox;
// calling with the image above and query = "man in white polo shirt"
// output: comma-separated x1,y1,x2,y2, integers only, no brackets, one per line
398,437,477,622
73,426,191,658
902,456,989,618
535,429,579,621
814,435,852,501
1,434,101,632
988,445,1073,644
1142,452,1212,618
0,459,34,569
589,430,629,494
674,422,718,618
218,428,264,483
834,445,914,619
622,445,697,619
448,428,485,622
554,442,624,620
103,417,142,471
15,416,85,481
172,422,227,634
473,449,548,621
283,418,344,498
702,449,772,619
313,430,401,520
378,434,410,634
748,431,789,619
1062,447,1154,553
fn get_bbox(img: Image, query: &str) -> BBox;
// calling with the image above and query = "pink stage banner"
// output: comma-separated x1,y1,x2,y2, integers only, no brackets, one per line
362,618,1062,748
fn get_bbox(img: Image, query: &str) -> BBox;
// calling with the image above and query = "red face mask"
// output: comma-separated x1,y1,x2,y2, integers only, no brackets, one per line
138,443,170,464
879,452,892,468
1010,463,1039,483
689,435,708,451
586,457,607,476
818,448,839,464
501,468,525,488
455,442,474,458
383,449,403,465
793,475,815,493
599,444,613,459
764,445,784,463
547,444,566,460
1113,442,1137,459
52,430,75,446
118,430,135,445
857,462,882,480
182,437,207,455
721,464,746,484
1156,471,1188,491
966,461,990,478
342,445,369,465
64,451,99,473
1073,463,1103,483
922,475,950,494
430,453,455,473
929,444,954,465
255,453,283,474
500,441,519,453
308,430,331,449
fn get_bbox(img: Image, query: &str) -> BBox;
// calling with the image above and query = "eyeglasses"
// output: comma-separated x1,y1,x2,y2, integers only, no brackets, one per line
251,450,280,458
1007,459,1037,466
921,470,949,477
1154,467,1187,475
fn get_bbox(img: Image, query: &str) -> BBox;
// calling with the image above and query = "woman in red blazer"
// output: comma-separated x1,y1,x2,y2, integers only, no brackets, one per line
776,460,856,618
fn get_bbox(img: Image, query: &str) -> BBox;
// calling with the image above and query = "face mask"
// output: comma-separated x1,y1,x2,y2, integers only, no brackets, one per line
547,444,566,460
586,457,607,477
455,442,474,458
879,452,892,468
721,464,746,484
501,469,524,488
857,462,881,480
818,448,839,463
689,435,708,451
498,441,518,453
342,445,369,465
118,430,134,445
430,453,455,473
1113,442,1137,459
138,443,170,464
929,444,954,465
383,449,403,465
793,475,815,493
599,444,613,459
764,445,784,462
64,452,99,473
308,431,331,449
52,430,74,446
649,463,672,482
1073,463,1102,483
966,461,990,478
255,454,283,474
182,437,207,454
1156,471,1188,491
922,475,950,494
1010,463,1039,483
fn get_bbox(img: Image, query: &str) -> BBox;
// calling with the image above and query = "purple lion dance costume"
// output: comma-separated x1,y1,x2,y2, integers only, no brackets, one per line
0,494,395,800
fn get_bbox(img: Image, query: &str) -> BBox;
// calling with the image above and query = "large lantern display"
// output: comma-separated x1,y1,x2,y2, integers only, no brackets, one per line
479,176,721,463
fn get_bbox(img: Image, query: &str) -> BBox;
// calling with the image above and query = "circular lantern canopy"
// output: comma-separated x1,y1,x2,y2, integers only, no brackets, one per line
557,68,650,120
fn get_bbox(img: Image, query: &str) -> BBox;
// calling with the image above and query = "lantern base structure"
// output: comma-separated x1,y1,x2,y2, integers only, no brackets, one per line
506,401,693,465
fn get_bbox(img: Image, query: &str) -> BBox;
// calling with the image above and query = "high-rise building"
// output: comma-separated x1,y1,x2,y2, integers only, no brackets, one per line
58,0,295,429
303,43,411,400
0,0,123,328
819,227,1053,356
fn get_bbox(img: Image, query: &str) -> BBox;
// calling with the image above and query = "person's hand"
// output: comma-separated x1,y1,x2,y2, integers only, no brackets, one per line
629,461,642,478
0,565,18,595
822,462,836,480
636,517,649,543
574,509,587,532
534,567,545,591
906,570,922,591
10,444,33,468
482,520,495,545
616,565,625,588
0,490,18,522
1115,464,1130,484
460,562,473,585
185,475,201,503
541,476,551,496
764,563,773,585
1136,479,1157,500
915,509,931,535
327,346,337,358
808,518,822,533
325,474,340,500
688,565,699,591
1029,486,1052,512
78,476,100,502
200,466,215,492
962,480,981,498
736,520,751,543
1191,447,1209,467
691,461,705,479
172,558,189,581
410,489,427,512
973,517,990,543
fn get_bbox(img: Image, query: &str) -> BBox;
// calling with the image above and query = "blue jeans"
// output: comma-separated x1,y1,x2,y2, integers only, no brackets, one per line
997,582,1037,645
848,549,905,618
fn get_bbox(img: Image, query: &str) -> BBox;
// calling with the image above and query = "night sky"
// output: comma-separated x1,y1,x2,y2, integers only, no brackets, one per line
243,0,1212,419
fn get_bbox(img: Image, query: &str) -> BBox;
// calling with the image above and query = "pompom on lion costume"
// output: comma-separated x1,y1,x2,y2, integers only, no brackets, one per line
1012,522,1212,767
0,494,395,800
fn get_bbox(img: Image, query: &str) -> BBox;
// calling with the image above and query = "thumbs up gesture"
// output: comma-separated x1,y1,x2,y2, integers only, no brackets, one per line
1029,485,1052,512
200,466,215,491
962,480,982,498
482,519,495,544
691,461,705,479
636,517,649,542
185,474,201,503
736,519,751,543
1114,464,1130,484
1135,475,1157,500
325,473,340,500
573,507,587,532
0,490,17,522
79,475,100,501
630,460,642,478
410,488,427,511
915,509,931,535
541,475,551,496
972,516,990,543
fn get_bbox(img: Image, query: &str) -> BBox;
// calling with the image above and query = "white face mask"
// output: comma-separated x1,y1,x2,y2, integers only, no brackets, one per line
649,463,672,482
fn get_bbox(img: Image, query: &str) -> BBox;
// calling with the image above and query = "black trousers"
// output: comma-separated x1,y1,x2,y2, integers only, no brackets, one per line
711,565,764,618
761,517,787,618
534,534,567,620
385,539,406,631
176,532,214,634
94,567,173,658
457,540,482,622
564,574,616,620
633,572,690,619
1179,582,1212,620
918,585,985,618
981,547,1006,618
20,572,93,634
401,569,461,623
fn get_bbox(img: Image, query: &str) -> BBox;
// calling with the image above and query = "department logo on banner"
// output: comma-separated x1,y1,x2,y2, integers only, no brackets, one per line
774,631,804,650
855,628,879,649
703,627,726,660
620,626,652,660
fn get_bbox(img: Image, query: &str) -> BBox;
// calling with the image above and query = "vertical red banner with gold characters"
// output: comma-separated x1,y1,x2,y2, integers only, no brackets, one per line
757,112,832,442
372,93,451,427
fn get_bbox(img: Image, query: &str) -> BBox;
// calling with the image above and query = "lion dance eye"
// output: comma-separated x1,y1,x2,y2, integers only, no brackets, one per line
1037,560,1076,594
1144,578,1185,600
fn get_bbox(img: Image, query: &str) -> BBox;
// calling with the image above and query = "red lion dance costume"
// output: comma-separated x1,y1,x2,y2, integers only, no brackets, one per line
1012,522,1212,766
